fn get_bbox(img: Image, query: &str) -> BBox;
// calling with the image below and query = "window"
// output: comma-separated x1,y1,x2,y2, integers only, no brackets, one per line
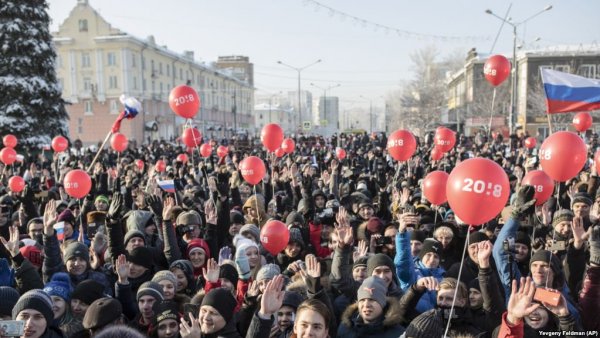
166,64,170,76
578,64,596,78
83,77,91,91
78,19,88,32
554,64,570,73
133,76,138,90
131,54,136,67
81,52,90,67
143,79,147,91
84,101,92,114
109,76,118,89
78,118,83,134
159,62,163,75
151,60,155,72
107,52,116,66
110,100,118,114
160,82,163,94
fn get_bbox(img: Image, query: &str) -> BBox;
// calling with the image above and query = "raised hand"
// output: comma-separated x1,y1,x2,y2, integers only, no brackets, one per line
259,275,285,317
0,226,20,257
145,194,163,218
202,258,220,284
416,276,439,291
399,213,419,233
477,240,493,268
204,200,218,225
115,254,130,284
218,246,232,265
208,176,218,193
162,196,175,221
571,217,585,249
246,280,260,298
43,199,57,236
400,187,411,206
542,293,569,317
335,206,350,228
180,313,201,338
302,254,321,279
353,240,368,262
107,192,123,222
506,277,540,325
335,223,353,248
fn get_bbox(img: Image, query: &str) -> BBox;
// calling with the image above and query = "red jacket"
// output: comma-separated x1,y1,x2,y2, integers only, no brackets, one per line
309,221,332,258
496,312,524,338
204,278,250,313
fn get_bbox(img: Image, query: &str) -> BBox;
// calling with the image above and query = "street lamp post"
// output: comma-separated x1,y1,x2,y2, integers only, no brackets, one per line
277,59,322,131
485,5,552,133
360,95,374,133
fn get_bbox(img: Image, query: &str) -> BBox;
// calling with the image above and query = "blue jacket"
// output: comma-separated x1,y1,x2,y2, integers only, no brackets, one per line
394,231,445,313
493,217,580,322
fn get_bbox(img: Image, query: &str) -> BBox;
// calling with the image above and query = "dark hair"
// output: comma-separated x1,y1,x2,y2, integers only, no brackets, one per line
94,325,146,338
295,299,331,330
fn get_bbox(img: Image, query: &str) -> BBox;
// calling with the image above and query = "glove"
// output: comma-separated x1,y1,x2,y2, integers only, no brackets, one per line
235,248,251,280
589,225,600,266
218,246,232,265
145,195,163,219
106,192,124,223
511,185,537,218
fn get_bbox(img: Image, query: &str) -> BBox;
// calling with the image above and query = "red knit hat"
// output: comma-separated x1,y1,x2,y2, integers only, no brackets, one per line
186,239,211,259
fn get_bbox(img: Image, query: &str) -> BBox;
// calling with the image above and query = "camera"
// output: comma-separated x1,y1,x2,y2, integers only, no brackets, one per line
533,287,561,307
503,237,516,254
314,208,335,226
547,240,566,252
177,225,197,236
375,236,393,246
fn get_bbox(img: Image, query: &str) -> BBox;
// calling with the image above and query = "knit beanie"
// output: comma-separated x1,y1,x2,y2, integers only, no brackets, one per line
219,263,239,286
529,249,564,287
186,239,211,260
124,229,145,246
0,286,19,318
286,211,305,226
176,211,202,226
201,288,237,322
240,224,260,242
418,239,442,260
233,236,259,253
83,298,123,330
468,231,489,245
288,228,305,248
282,291,304,310
71,280,105,305
230,210,245,225
366,254,396,280
468,278,481,292
57,208,76,224
43,272,73,302
410,230,427,243
552,209,574,227
353,256,368,271
170,260,194,278
571,192,593,208
152,270,178,290
95,195,109,205
257,263,281,281
515,231,531,250
12,290,54,324
136,281,164,302
404,309,445,337
64,242,90,263
365,217,384,233
357,276,387,309
19,245,43,268
152,300,180,326
128,246,154,270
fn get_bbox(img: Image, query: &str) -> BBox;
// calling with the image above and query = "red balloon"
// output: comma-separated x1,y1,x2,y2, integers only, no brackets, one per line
434,127,456,153
260,220,290,255
136,159,144,170
281,138,295,154
274,148,285,158
177,153,189,164
0,147,17,165
63,169,92,199
200,144,212,158
423,171,449,205
524,137,537,149
539,131,587,182
3,135,17,148
573,112,592,132
8,176,25,193
239,156,266,185
182,127,202,148
336,147,346,160
169,85,200,119
483,55,511,87
446,158,510,225
155,160,166,173
52,136,68,152
431,147,444,161
217,145,228,158
261,123,284,152
110,133,128,152
387,129,417,162
522,170,554,206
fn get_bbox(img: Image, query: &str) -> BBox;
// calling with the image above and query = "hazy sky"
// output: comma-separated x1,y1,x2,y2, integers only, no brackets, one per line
47,0,599,112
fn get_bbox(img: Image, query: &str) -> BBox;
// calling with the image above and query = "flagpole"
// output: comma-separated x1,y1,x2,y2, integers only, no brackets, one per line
546,113,553,134
87,130,112,173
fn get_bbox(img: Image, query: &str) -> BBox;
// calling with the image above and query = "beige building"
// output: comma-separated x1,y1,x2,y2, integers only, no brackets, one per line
53,0,254,145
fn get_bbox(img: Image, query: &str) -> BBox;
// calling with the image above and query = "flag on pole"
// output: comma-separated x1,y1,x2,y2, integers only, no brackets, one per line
157,179,176,193
54,222,65,241
111,95,142,133
541,68,600,114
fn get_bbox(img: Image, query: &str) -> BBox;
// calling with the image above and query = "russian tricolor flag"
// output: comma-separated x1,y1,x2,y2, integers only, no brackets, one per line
157,179,176,193
53,222,65,241
541,68,600,114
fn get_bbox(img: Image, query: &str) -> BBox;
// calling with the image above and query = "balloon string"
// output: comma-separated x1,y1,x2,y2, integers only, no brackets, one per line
488,88,497,139
253,185,261,226
443,225,471,338
188,119,198,175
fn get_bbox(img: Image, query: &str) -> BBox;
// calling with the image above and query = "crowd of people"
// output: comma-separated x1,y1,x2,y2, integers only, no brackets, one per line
0,129,599,338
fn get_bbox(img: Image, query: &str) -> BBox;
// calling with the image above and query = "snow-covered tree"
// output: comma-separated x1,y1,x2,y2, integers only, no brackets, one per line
0,0,68,145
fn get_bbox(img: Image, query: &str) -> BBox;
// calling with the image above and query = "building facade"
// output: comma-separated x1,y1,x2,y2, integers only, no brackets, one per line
53,0,254,145
314,96,339,137
253,103,295,134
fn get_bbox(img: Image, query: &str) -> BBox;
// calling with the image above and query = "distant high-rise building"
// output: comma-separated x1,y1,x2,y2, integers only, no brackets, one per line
215,56,254,87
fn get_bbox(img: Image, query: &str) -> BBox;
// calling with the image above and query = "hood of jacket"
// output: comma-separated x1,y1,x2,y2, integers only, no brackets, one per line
341,297,404,331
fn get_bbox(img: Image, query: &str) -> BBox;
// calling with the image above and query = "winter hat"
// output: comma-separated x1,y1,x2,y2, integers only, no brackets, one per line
152,300,180,326
552,209,574,227
353,256,368,271
136,281,164,302
240,224,260,242
571,192,593,208
87,211,106,226
515,231,531,250
83,298,123,330
12,289,54,324
201,288,237,322
468,278,481,292
186,239,211,259
57,209,76,224
403,309,445,337
170,260,193,278
230,210,245,225
19,245,43,268
410,230,427,243
444,210,454,221
286,211,305,226
257,264,281,281
219,263,239,286
71,280,105,305
0,286,19,318
43,272,73,302
124,229,146,246
418,239,442,260
357,276,387,309
176,211,202,226
288,228,305,248
468,231,489,245
233,236,259,252
64,242,90,263
152,270,178,290
126,210,154,232
366,254,396,280
282,291,304,310
95,195,109,205
128,246,154,270
366,217,384,233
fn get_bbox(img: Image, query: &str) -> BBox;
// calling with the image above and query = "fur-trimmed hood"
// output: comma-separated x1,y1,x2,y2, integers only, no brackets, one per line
341,296,404,330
